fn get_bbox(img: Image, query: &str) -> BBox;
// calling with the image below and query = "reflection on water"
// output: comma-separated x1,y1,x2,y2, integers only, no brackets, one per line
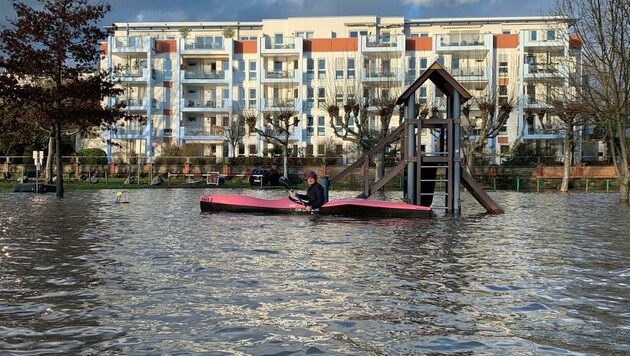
0,189,628,354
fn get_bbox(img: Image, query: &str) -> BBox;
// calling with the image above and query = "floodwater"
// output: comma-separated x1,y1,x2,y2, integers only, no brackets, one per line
0,187,628,355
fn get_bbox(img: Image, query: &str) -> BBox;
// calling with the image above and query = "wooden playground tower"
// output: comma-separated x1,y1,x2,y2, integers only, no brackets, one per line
329,62,503,214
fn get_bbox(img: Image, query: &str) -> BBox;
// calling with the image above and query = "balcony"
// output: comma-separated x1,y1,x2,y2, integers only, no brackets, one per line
180,69,229,84
524,63,566,79
260,36,302,55
361,34,404,54
117,97,160,111
112,67,156,83
112,36,154,54
436,33,491,53
260,98,302,112
181,98,231,113
110,123,148,137
261,69,302,83
448,67,489,82
181,37,231,56
522,30,565,48
181,125,225,139
523,95,554,109
361,69,403,83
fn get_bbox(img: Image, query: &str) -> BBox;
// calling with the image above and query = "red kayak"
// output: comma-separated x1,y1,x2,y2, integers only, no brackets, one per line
200,194,431,218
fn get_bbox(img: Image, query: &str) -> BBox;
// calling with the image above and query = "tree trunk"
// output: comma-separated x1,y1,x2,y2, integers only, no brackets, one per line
55,121,64,198
560,125,573,192
374,149,385,183
46,136,54,183
620,175,630,204
282,148,289,179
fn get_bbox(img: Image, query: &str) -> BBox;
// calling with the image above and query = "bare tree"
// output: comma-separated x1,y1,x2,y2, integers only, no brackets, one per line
321,78,400,181
554,0,630,203
218,113,246,158
549,97,590,191
241,102,298,177
461,94,515,173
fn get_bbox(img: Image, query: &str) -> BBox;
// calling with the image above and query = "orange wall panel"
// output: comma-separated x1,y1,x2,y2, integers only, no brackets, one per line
100,42,108,55
405,37,432,51
494,34,518,48
304,38,358,52
163,109,173,115
498,77,509,86
163,81,172,88
156,40,176,53
234,40,257,53
498,136,508,144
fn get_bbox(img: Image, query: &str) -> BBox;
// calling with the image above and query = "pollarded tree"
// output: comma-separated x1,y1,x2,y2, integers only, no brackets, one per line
461,94,515,174
322,83,400,182
0,0,124,197
218,113,247,158
240,103,299,177
549,97,591,192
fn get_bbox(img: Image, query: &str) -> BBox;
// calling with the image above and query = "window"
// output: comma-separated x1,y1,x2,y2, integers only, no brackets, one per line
546,30,556,41
318,58,326,79
317,87,325,108
306,58,314,80
237,59,245,82
249,88,256,108
237,87,245,108
306,87,314,109
502,29,511,34
249,144,257,155
335,58,344,79
530,30,537,41
347,58,355,79
306,115,314,136
499,55,509,77
317,116,326,136
419,86,427,105
420,33,429,37
381,32,391,43
499,85,508,105
407,56,416,83
249,60,256,80
336,92,343,107
419,57,428,69
274,33,283,48
349,30,368,38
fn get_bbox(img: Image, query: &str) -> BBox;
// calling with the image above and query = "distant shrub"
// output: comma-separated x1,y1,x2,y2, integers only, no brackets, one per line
76,148,107,165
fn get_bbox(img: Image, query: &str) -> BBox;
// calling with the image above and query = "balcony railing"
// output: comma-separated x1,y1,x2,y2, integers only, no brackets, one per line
111,124,147,136
263,36,296,50
366,35,398,48
182,126,225,137
438,34,485,47
265,70,294,79
183,99,227,109
115,36,142,48
183,70,226,80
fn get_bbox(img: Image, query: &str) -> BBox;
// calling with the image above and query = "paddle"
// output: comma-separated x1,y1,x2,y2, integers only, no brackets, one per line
279,176,306,205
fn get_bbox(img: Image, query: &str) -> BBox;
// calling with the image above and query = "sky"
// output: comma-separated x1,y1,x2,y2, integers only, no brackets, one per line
1,0,557,26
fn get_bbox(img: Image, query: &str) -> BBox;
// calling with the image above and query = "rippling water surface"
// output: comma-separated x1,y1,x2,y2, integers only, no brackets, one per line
0,188,628,355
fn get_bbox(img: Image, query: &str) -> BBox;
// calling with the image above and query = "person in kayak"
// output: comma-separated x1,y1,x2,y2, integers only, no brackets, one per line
292,171,325,212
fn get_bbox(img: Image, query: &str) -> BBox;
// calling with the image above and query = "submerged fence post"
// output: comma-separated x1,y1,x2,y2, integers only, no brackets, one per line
606,179,610,192
516,177,520,192
537,178,540,192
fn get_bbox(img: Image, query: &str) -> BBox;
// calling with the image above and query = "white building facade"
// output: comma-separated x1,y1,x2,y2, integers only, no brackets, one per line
93,15,584,163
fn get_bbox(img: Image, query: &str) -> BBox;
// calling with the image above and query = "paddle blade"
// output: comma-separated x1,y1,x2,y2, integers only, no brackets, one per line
278,176,292,190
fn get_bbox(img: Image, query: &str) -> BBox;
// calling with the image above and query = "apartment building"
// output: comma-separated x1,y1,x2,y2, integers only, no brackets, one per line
92,15,586,163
